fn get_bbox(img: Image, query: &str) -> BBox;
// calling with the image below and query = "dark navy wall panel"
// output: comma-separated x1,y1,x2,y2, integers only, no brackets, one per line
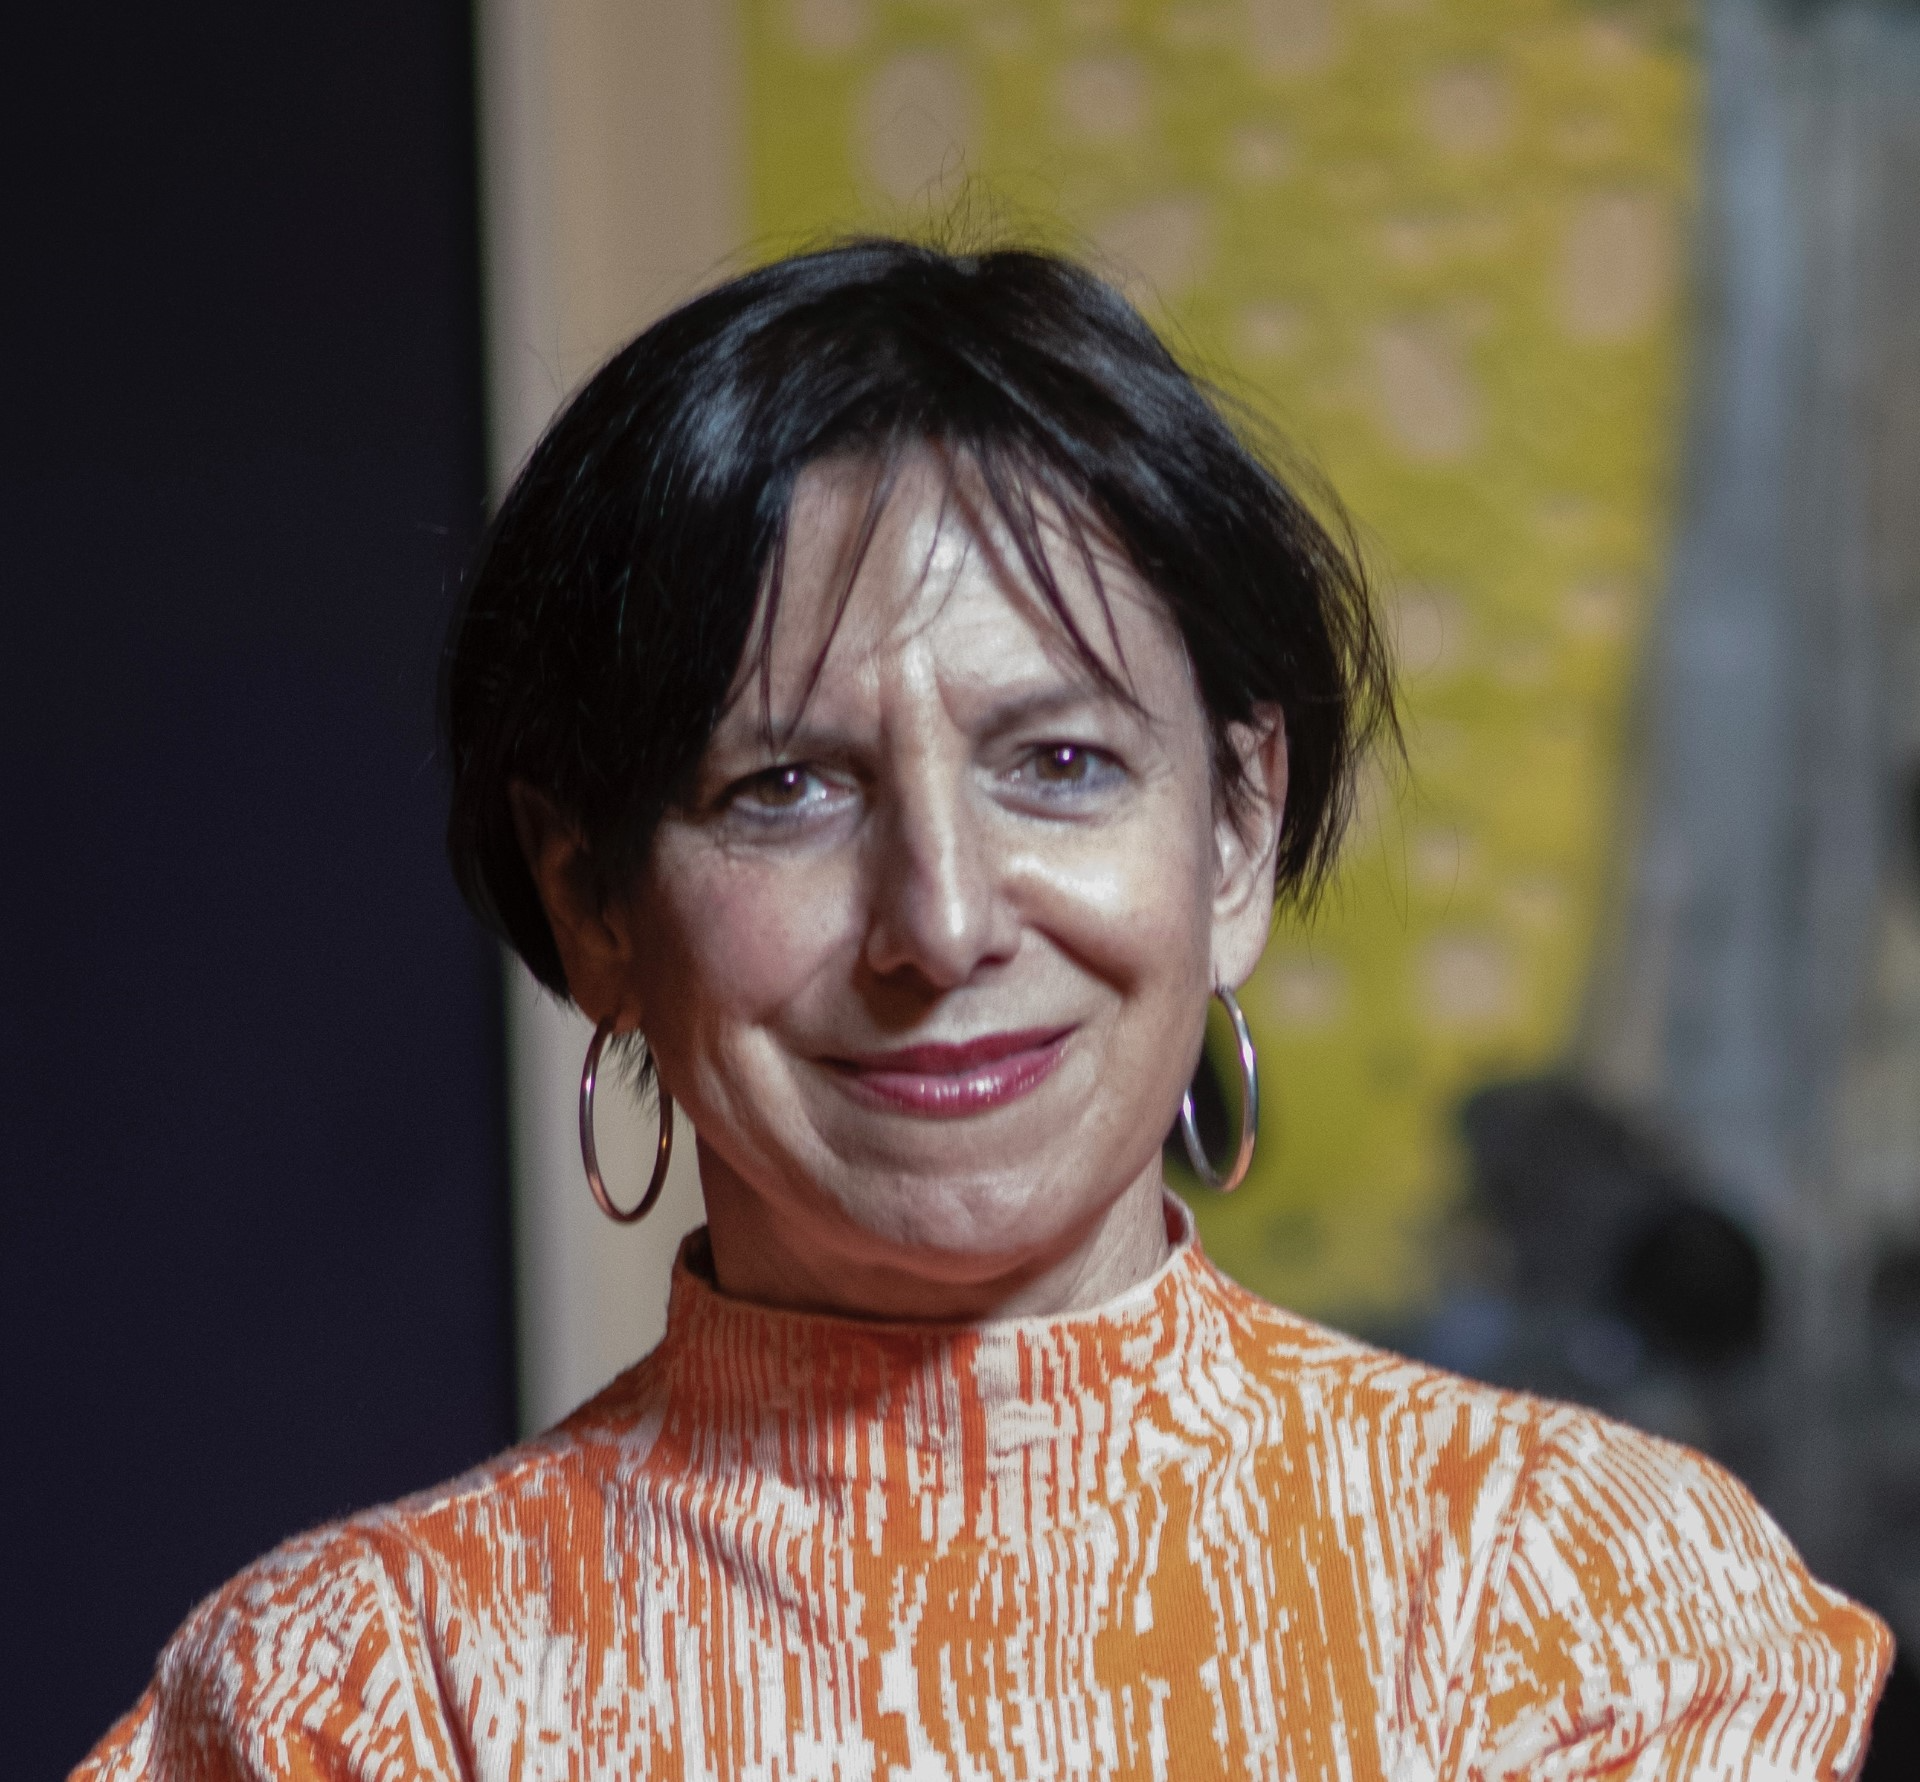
0,9,513,1773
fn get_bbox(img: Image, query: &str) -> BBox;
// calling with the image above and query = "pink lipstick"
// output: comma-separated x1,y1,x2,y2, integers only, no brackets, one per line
826,1027,1073,1117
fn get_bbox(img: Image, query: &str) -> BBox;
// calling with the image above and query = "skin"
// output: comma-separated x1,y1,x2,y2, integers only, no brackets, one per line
516,452,1287,1322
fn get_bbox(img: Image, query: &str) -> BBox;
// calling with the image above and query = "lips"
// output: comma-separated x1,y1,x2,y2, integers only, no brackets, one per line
824,1026,1074,1117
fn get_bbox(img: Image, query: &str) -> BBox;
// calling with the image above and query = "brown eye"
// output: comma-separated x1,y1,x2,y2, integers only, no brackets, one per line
724,762,839,822
755,766,811,805
1013,743,1122,803
1034,745,1089,782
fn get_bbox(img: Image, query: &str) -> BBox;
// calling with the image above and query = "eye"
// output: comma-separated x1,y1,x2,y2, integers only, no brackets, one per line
724,763,844,821
1012,742,1123,796
745,766,813,806
1033,744,1095,783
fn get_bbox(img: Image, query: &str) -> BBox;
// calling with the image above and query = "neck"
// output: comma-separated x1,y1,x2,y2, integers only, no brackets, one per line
695,1142,1176,1322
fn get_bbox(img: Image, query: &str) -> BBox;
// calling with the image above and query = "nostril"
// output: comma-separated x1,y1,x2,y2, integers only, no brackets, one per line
862,871,1002,989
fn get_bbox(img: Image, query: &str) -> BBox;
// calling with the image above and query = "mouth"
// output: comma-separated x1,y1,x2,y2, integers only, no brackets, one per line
823,1026,1075,1118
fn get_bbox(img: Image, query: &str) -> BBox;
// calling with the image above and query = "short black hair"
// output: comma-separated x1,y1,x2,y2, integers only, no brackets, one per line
443,236,1394,996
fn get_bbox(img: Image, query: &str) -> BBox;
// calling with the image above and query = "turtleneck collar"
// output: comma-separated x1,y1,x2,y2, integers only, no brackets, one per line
662,1192,1203,1391
642,1194,1242,1541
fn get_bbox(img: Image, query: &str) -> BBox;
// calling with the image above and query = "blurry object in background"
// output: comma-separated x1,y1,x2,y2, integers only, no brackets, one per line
1617,1199,1767,1364
1907,757,1920,876
1461,1076,1767,1363
1573,0,1920,1655
1872,1244,1920,1398
1425,1077,1768,1426
1863,1653,1920,1781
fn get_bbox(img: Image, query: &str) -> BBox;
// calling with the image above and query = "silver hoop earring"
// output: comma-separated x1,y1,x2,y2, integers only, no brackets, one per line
580,1016,674,1224
1179,985,1258,1193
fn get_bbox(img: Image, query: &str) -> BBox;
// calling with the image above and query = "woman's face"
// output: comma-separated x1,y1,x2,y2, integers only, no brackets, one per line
539,454,1286,1318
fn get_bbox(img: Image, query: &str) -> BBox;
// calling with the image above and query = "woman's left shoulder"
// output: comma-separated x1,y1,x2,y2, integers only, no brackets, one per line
1482,1389,1891,1661
1449,1395,1893,1778
1204,1268,1892,1772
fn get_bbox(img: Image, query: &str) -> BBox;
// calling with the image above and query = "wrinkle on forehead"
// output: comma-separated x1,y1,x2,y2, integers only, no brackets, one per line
729,447,1165,748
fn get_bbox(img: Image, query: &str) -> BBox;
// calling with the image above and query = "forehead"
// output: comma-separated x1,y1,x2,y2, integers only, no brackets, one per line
746,451,1184,718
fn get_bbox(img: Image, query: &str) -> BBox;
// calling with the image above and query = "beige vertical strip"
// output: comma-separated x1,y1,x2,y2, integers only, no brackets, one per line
475,0,746,1433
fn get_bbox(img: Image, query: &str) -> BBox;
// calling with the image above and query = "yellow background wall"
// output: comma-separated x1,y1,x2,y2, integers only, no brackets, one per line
741,0,1696,1321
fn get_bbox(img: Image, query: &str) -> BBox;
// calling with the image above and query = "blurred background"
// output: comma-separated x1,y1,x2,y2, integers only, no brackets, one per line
6,0,1918,1771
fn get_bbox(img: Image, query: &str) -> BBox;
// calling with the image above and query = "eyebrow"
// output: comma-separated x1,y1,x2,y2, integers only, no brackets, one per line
716,683,1138,763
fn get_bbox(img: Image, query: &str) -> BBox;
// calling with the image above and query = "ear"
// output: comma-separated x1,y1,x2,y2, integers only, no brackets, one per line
508,780,642,1028
1208,714,1289,992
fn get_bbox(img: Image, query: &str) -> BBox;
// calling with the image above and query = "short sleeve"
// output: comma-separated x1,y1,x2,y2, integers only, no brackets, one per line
68,1530,468,1782
1444,1412,1892,1781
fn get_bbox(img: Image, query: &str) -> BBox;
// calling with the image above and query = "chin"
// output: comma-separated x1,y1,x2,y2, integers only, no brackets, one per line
827,1161,1118,1274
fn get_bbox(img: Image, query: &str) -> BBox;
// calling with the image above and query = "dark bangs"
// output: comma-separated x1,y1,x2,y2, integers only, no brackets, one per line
442,237,1395,996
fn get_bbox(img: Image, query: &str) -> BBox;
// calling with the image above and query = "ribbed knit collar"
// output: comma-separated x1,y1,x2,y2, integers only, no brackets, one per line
646,1195,1241,1539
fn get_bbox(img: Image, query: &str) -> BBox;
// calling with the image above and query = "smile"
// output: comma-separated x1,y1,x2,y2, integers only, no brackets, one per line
824,1027,1075,1117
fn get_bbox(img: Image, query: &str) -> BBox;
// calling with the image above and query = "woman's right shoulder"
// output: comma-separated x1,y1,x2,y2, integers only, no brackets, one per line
279,1350,676,1608
69,1356,672,1782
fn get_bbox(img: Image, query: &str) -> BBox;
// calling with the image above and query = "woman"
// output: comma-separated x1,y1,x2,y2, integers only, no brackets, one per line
78,239,1888,1779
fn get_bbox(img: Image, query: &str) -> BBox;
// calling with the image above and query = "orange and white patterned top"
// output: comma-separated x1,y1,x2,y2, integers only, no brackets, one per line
78,1208,1889,1780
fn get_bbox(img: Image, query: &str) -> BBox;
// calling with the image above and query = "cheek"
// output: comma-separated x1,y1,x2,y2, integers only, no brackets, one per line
633,840,853,1058
1013,789,1217,994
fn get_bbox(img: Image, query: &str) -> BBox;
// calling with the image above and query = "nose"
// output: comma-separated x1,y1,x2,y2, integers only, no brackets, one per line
861,765,1017,990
